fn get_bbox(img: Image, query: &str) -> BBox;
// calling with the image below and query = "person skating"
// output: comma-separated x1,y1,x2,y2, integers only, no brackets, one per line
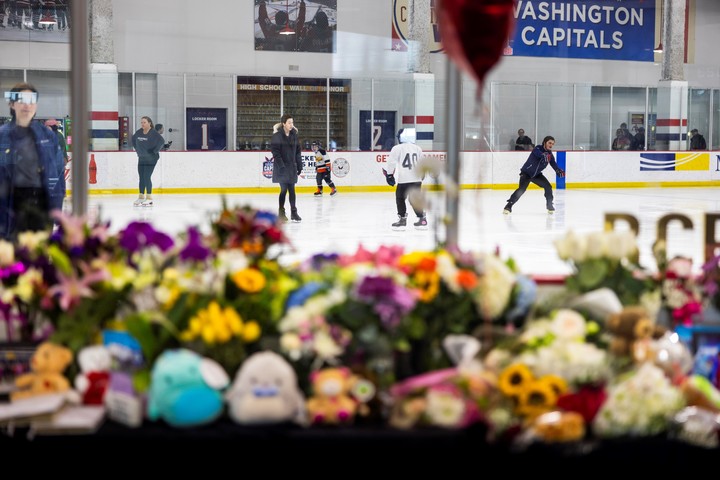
383,128,427,230
131,116,164,207
311,140,337,196
503,135,565,215
271,113,303,222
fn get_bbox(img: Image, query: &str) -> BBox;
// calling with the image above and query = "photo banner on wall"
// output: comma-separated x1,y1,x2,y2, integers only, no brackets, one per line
505,0,657,62
254,0,337,53
186,108,227,151
359,111,396,152
0,0,72,43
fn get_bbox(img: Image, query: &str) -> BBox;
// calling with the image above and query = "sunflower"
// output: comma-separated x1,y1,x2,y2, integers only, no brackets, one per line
516,378,559,419
498,363,534,397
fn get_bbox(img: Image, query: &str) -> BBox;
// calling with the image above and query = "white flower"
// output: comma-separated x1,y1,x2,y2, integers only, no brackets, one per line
17,231,48,252
553,230,587,262
425,389,466,428
474,252,515,319
517,341,610,386
593,363,685,437
585,231,609,259
550,309,587,341
435,251,461,294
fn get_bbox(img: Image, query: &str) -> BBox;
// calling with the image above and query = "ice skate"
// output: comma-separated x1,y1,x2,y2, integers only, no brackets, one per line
392,214,407,230
290,208,302,222
313,188,322,196
278,207,288,223
547,202,555,214
414,216,428,230
133,195,145,207
503,203,512,215
141,195,153,207
330,187,338,196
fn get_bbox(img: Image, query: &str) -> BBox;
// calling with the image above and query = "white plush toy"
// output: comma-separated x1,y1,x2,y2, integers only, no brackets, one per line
225,350,307,426
74,345,112,405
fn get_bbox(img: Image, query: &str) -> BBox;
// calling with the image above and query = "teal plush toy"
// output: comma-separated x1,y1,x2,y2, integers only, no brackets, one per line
147,349,230,428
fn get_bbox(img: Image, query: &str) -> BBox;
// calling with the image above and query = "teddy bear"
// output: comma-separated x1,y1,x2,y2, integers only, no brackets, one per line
306,367,360,425
74,345,112,405
605,306,667,363
11,341,73,401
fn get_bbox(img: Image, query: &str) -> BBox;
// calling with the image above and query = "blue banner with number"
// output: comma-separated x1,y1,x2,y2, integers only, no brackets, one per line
186,108,227,151
359,110,396,151
506,0,656,62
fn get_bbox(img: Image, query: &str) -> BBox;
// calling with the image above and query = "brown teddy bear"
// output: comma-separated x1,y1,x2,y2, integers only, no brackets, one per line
606,306,667,362
306,367,360,425
11,341,74,401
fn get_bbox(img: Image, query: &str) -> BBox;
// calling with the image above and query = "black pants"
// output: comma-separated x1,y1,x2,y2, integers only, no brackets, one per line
12,187,50,239
315,170,335,189
396,182,423,217
138,160,159,195
506,172,554,207
279,183,297,209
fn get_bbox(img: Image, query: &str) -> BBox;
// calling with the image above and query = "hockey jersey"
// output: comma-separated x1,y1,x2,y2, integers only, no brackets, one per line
314,147,332,173
385,142,425,184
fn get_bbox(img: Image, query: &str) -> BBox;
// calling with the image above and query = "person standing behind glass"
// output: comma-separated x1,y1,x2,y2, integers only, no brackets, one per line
0,82,66,241
515,129,533,151
271,113,303,222
131,116,164,207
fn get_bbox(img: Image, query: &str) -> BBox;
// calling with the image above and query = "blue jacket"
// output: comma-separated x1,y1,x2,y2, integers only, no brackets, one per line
0,119,66,239
520,145,563,178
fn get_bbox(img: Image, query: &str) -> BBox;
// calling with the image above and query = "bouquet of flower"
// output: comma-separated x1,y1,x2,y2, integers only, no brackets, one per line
554,229,656,306
592,362,685,437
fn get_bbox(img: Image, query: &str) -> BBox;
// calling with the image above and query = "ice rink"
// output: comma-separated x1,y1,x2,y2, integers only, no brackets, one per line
76,187,720,276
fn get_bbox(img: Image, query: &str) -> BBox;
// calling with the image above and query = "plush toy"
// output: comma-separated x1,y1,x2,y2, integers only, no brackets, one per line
225,350,307,426
11,341,73,401
147,349,230,428
306,367,359,425
74,345,112,405
527,410,586,443
606,306,666,362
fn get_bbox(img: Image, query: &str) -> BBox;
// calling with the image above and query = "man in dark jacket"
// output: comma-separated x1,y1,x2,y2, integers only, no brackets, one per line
690,129,707,150
503,135,565,215
0,82,66,241
270,113,303,222
514,129,533,151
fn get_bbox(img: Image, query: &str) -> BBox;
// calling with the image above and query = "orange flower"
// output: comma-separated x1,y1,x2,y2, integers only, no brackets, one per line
456,269,478,290
231,268,267,293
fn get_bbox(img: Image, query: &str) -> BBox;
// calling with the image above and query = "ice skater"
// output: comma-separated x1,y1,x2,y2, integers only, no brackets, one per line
383,128,427,229
503,135,565,215
311,141,337,196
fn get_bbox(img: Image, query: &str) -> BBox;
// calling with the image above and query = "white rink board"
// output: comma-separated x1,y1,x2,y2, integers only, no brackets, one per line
79,150,720,193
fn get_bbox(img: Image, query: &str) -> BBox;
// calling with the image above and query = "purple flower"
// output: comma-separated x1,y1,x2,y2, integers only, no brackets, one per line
179,227,212,262
119,222,174,254
356,276,416,330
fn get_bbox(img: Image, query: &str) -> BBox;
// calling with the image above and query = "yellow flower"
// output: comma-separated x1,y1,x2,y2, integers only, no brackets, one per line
241,320,261,342
232,268,267,293
540,374,568,398
516,379,559,419
413,269,440,302
498,363,534,397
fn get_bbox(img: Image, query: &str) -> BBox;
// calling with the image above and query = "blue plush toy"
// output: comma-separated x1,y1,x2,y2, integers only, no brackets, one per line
147,349,230,428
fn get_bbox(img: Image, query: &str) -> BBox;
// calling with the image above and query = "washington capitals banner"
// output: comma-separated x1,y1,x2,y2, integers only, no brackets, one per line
505,0,657,62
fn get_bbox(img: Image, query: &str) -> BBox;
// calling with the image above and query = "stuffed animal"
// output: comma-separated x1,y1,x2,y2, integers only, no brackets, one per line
225,350,307,426
74,345,112,405
606,306,666,362
11,341,73,401
306,367,359,425
147,349,230,428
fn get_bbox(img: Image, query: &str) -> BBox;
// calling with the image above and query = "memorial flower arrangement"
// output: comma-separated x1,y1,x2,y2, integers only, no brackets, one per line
1,204,717,450
277,244,531,387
